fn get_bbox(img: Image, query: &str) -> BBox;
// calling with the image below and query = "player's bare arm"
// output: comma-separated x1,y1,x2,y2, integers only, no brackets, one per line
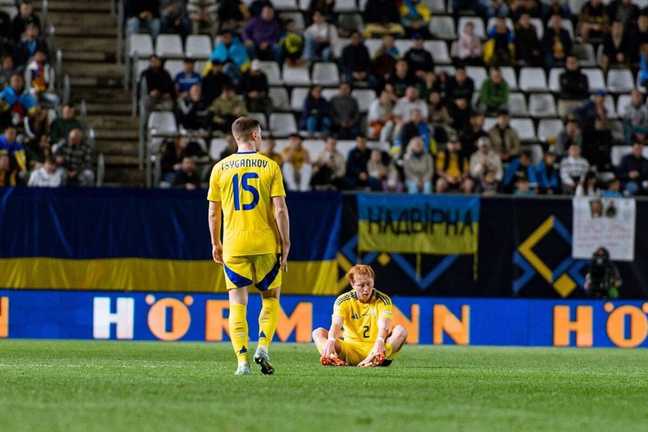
272,195,290,271
208,200,223,264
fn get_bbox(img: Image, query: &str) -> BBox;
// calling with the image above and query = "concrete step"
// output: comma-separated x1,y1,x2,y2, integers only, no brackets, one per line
104,167,145,186
96,140,139,156
63,51,115,63
86,114,139,129
55,36,115,53
69,75,124,89
48,12,117,28
63,62,124,78
37,1,112,13
80,102,133,115
94,127,139,140
56,25,116,38
104,154,140,166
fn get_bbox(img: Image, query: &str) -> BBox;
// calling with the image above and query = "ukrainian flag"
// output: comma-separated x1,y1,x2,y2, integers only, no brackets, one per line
0,188,341,295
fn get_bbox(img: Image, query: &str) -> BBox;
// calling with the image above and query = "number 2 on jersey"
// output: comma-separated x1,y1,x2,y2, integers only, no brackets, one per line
232,173,259,211
363,325,370,339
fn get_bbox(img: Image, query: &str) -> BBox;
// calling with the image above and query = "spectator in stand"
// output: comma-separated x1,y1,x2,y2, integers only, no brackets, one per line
582,115,613,171
346,135,379,190
248,0,272,18
534,149,561,194
239,60,271,113
243,5,281,61
160,0,190,37
126,0,161,38
260,139,282,165
428,90,452,131
386,60,417,98
637,14,648,46
23,113,51,164
161,135,207,183
418,71,441,101
446,65,475,103
470,136,503,194
278,19,305,66
435,136,473,193
601,20,633,69
367,149,389,191
455,22,483,65
558,56,589,116
515,13,543,66
172,157,201,190
397,107,433,155
12,0,41,43
543,14,572,67
217,0,249,32
0,74,37,127
27,156,64,187
0,56,15,89
404,137,434,194
555,117,582,156
209,84,247,133
488,109,520,163
218,135,237,160
574,90,608,129
449,97,472,137
579,0,609,42
370,35,400,84
282,133,312,191
55,128,94,186
623,90,648,144
544,0,572,22
175,58,201,99
484,16,514,66
0,151,17,186
201,59,233,105
330,82,361,140
210,30,250,82
304,11,338,62
502,150,537,193
177,84,210,131
560,144,590,194
399,0,431,39
368,89,396,141
404,36,434,79
483,0,509,19
479,67,509,114
340,32,371,86
607,0,640,30
300,85,332,136
140,54,175,111
187,0,217,34
50,104,82,145
0,8,11,41
311,136,346,190
14,23,47,67
575,170,599,196
363,0,405,38
393,86,428,125
618,140,648,195
0,126,27,175
25,50,58,107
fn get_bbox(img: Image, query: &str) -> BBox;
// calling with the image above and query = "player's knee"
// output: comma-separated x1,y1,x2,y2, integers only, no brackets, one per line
312,327,327,341
393,325,408,342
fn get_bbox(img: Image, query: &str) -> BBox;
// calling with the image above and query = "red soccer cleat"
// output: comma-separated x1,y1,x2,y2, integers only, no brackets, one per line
320,355,347,367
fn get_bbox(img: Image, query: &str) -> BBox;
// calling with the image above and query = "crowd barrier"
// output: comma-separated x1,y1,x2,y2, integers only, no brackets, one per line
1,290,647,348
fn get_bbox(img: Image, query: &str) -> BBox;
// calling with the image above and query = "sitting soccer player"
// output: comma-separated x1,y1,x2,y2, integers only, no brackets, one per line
312,264,408,367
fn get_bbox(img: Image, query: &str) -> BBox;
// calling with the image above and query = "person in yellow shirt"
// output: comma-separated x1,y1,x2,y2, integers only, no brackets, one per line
207,117,291,376
312,264,408,367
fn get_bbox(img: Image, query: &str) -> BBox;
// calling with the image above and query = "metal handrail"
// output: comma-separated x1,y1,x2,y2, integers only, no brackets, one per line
55,50,62,94
116,0,124,66
62,74,70,106
97,153,105,186
139,78,149,171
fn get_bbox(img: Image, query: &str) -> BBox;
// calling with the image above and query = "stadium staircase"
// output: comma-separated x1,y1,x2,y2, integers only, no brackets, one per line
41,0,144,186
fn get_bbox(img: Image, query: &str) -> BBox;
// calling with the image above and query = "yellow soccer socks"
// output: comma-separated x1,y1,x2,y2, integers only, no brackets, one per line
228,303,249,364
257,297,279,352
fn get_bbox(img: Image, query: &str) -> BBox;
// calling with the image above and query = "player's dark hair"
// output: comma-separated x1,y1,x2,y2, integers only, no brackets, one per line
231,117,261,142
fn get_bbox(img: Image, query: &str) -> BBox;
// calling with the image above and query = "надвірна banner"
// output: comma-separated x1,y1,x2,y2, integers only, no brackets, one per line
357,194,479,254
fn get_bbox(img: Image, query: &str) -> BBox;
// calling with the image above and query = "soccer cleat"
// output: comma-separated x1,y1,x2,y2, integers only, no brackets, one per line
235,363,251,376
254,349,274,375
320,355,347,367
371,353,386,367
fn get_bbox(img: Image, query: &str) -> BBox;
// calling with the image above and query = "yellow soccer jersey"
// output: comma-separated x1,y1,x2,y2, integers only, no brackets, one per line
333,290,393,343
207,151,286,258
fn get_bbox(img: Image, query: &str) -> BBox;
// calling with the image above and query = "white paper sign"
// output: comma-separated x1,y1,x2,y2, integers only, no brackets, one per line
572,197,635,261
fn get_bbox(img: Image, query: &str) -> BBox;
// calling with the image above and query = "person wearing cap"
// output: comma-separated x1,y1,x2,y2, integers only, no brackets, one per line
403,36,434,79
175,58,202,99
488,108,520,163
140,54,175,111
558,56,589,116
239,60,271,113
469,136,503,194
534,149,561,194
478,67,509,114
436,136,473,194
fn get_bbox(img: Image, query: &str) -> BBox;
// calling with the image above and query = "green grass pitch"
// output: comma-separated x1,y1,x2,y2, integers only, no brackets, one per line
1,341,647,432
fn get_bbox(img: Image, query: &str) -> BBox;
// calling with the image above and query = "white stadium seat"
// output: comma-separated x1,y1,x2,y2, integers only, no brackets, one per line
434,65,456,76
616,93,632,117
574,44,596,67
282,64,310,86
270,113,298,136
210,138,228,160
290,87,309,111
321,88,338,100
155,34,183,58
365,39,382,57
258,61,282,85
487,17,514,32
510,118,536,141
458,17,485,38
273,0,298,10
604,95,618,118
548,68,564,93
529,93,557,118
395,39,414,55
466,66,487,89
148,111,177,135
607,69,634,93
500,66,518,90
337,140,357,159
537,118,564,142
302,139,326,157
279,11,305,30
424,0,446,13
333,38,350,58
562,19,575,39
424,41,450,64
164,60,183,79
128,34,153,58
249,112,267,129
429,16,456,40
269,87,291,111
134,59,148,80
524,144,543,164
519,67,547,92
334,0,358,12
484,117,496,131
185,35,212,59
312,62,340,86
582,68,606,92
611,145,632,167
530,18,544,39
508,93,528,117
352,89,376,112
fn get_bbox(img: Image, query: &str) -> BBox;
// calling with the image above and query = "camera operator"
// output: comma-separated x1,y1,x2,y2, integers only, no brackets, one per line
584,247,621,299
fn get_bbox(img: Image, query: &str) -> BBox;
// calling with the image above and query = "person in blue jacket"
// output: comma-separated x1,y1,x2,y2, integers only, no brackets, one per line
534,149,561,194
502,149,537,193
210,30,250,84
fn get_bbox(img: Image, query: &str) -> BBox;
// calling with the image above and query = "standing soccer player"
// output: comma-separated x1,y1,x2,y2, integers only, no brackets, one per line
207,117,290,376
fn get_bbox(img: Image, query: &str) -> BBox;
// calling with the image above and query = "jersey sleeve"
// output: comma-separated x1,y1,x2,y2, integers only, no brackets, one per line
332,296,348,320
270,162,286,197
206,164,221,202
377,296,393,320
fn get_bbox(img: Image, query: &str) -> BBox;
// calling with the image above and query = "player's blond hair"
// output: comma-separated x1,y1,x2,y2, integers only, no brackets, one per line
231,117,261,143
346,264,375,284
